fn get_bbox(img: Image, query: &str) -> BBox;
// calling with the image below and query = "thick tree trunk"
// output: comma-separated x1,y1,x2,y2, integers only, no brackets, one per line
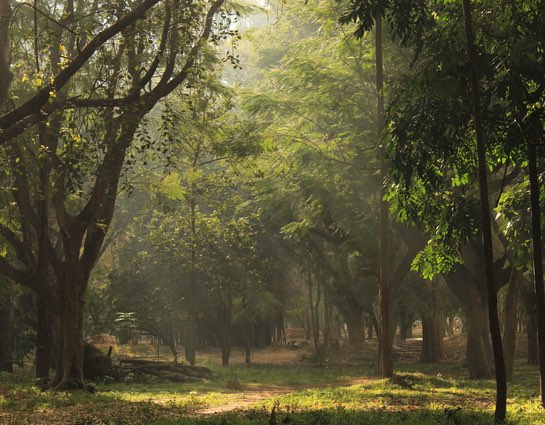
528,142,545,407
35,290,51,378
399,315,414,341
420,281,443,363
465,294,494,379
376,13,393,379
0,280,15,372
448,266,494,378
53,266,86,389
462,0,507,419
503,271,522,382
342,305,364,345
184,322,196,366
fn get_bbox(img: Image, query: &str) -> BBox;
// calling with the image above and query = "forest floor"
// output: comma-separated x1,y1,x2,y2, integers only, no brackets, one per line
0,339,543,425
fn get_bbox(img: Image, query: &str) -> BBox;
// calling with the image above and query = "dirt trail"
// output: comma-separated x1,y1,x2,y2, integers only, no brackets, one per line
194,378,377,415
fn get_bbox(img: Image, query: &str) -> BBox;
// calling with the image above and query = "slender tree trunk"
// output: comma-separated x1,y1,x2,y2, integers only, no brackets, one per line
503,270,522,382
35,122,52,379
0,0,12,107
526,291,539,364
186,196,198,366
369,306,381,342
375,13,393,379
307,261,320,356
0,280,15,372
317,281,330,362
366,314,374,340
219,295,232,366
528,142,545,407
461,0,507,418
245,324,252,364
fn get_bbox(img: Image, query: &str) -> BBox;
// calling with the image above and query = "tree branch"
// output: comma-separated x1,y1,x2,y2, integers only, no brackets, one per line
0,0,161,140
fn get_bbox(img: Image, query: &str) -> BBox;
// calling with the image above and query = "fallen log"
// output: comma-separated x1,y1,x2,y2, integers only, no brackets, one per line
141,369,203,382
118,358,211,377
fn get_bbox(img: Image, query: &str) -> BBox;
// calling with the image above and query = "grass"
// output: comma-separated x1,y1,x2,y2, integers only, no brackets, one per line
0,345,543,424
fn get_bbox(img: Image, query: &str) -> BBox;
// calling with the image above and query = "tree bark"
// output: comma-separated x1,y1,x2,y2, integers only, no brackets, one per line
503,270,522,382
527,141,545,407
462,0,507,419
218,295,232,366
0,279,15,372
0,0,12,107
447,269,493,378
35,290,51,378
464,289,494,378
342,305,364,345
186,196,198,366
525,290,539,364
376,13,393,379
53,262,86,389
420,280,443,363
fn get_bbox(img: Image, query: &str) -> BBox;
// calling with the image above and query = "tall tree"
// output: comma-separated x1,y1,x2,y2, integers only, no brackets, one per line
528,142,545,406
0,0,228,389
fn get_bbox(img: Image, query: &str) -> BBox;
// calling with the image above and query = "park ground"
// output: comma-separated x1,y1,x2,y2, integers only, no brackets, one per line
0,341,543,425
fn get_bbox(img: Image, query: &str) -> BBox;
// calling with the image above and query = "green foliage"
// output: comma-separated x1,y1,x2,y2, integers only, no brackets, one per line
340,0,434,47
382,0,545,279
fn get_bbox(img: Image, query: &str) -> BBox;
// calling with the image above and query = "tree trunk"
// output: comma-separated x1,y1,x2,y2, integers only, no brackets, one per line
218,295,232,366
420,280,443,363
343,305,364,345
376,12,393,379
528,141,545,406
0,280,15,372
307,261,320,356
461,0,507,419
35,290,51,378
398,310,415,341
245,325,252,364
328,305,340,348
316,282,331,362
0,0,12,106
186,196,198,366
53,264,86,389
526,291,539,364
368,306,380,342
445,316,455,337
465,293,494,379
366,313,374,340
503,271,522,382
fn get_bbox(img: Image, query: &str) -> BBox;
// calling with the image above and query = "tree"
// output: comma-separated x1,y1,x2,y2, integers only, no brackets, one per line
0,0,229,388
340,0,436,378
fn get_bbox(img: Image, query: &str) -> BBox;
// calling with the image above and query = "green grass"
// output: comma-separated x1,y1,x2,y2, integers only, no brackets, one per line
0,357,543,425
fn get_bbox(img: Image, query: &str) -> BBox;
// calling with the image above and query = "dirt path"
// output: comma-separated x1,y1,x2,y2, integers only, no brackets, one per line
194,378,377,415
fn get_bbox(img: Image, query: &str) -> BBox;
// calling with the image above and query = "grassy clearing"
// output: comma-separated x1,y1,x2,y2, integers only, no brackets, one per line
0,346,543,424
